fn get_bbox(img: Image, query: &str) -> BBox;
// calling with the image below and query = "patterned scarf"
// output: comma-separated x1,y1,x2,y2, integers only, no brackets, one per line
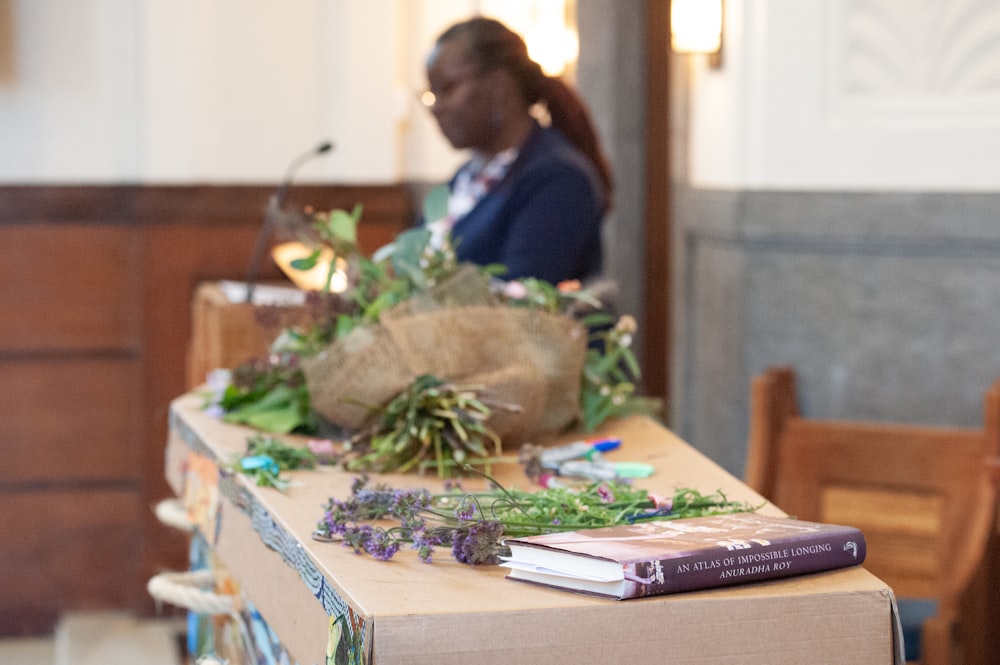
428,147,518,248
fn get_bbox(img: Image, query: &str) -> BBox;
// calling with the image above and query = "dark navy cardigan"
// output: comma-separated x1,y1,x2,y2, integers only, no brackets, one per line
448,122,606,284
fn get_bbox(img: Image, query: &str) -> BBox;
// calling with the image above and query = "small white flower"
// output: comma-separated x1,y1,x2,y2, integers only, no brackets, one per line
615,314,638,335
503,280,529,299
206,369,232,394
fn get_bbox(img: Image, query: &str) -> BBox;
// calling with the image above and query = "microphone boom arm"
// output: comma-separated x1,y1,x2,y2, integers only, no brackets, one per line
244,141,333,303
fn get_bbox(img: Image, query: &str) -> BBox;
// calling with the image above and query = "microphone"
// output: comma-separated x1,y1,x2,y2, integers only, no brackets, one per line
273,140,334,210
244,141,334,303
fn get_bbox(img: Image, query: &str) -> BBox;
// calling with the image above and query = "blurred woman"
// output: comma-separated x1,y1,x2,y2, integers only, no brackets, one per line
423,16,613,284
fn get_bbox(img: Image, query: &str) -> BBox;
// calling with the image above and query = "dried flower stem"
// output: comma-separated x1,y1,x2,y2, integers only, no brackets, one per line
345,375,507,478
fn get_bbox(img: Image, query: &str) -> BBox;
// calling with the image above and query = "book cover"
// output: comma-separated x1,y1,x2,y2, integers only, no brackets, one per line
501,512,866,600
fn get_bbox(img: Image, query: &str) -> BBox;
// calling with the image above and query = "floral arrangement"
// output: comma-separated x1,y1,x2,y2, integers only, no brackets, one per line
314,473,759,565
204,205,661,477
222,435,759,566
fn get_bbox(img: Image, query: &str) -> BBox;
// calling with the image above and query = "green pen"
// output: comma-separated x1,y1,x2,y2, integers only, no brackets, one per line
612,462,656,479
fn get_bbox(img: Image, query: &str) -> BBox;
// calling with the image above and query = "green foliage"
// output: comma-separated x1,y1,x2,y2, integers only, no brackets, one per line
231,433,319,491
212,356,317,434
472,483,755,536
223,383,312,434
346,375,504,478
579,314,663,431
498,277,603,314
286,204,363,294
421,184,449,224
286,221,468,349
312,204,362,255
245,433,318,470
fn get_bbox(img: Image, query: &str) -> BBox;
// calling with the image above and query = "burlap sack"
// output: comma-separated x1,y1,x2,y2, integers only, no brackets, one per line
302,303,587,444
300,324,412,431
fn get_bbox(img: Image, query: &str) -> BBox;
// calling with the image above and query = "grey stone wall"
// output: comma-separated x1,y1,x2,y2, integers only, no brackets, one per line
672,187,1000,476
576,0,647,333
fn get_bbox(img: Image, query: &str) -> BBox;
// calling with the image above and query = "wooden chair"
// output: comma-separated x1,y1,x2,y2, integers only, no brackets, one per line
745,366,1000,665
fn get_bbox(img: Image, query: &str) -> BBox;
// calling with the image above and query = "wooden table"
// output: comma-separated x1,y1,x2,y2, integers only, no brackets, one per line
165,391,902,665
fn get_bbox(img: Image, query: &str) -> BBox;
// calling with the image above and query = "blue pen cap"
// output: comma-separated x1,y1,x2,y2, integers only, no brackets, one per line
241,454,279,475
589,438,622,453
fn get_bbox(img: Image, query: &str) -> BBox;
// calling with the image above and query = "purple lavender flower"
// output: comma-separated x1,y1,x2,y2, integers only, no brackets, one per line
204,404,225,419
353,489,395,518
411,526,448,563
454,497,479,521
340,524,375,554
452,521,504,565
320,498,352,537
365,528,401,561
390,488,433,529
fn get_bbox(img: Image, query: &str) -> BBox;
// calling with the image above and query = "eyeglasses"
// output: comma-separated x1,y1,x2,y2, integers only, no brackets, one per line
418,68,486,109
417,89,437,108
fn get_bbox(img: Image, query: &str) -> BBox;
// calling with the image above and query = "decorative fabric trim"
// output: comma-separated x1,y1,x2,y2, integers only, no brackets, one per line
169,407,364,659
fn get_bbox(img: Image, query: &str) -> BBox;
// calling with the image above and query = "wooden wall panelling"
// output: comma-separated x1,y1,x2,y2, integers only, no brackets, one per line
136,219,288,613
0,489,142,635
0,184,413,634
0,205,143,635
0,223,139,351
0,359,141,484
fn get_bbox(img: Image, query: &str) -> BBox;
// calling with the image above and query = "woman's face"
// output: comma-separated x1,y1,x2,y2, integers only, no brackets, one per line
425,39,494,151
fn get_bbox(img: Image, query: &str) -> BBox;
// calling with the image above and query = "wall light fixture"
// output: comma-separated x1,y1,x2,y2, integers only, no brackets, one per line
670,0,724,68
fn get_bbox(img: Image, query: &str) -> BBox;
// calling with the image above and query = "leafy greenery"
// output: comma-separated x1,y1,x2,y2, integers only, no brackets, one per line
210,355,317,434
579,314,662,431
231,433,319,491
280,207,485,354
246,432,318,469
499,276,603,314
315,474,759,564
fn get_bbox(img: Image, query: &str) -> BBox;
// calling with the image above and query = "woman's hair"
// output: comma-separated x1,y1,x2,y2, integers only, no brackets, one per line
436,16,613,209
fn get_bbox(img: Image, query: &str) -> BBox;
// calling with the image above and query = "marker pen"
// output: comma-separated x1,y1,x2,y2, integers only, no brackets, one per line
539,437,622,467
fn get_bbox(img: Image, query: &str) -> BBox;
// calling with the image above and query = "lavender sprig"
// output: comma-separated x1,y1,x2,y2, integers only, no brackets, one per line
314,475,759,565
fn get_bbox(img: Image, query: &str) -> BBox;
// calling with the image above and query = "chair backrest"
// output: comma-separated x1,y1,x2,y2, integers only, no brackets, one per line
745,366,1000,663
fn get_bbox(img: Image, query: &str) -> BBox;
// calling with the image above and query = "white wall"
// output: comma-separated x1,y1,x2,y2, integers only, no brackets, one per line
0,0,484,184
0,0,142,181
688,0,1000,191
0,0,587,185
673,0,1000,473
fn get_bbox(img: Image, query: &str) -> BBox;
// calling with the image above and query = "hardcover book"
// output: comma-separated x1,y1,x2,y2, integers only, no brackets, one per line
501,512,866,600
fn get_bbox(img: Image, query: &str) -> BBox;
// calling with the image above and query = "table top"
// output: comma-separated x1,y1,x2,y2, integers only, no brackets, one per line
166,390,900,665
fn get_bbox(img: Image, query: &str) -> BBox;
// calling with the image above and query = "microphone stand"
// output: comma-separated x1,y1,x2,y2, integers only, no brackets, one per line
244,141,334,303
